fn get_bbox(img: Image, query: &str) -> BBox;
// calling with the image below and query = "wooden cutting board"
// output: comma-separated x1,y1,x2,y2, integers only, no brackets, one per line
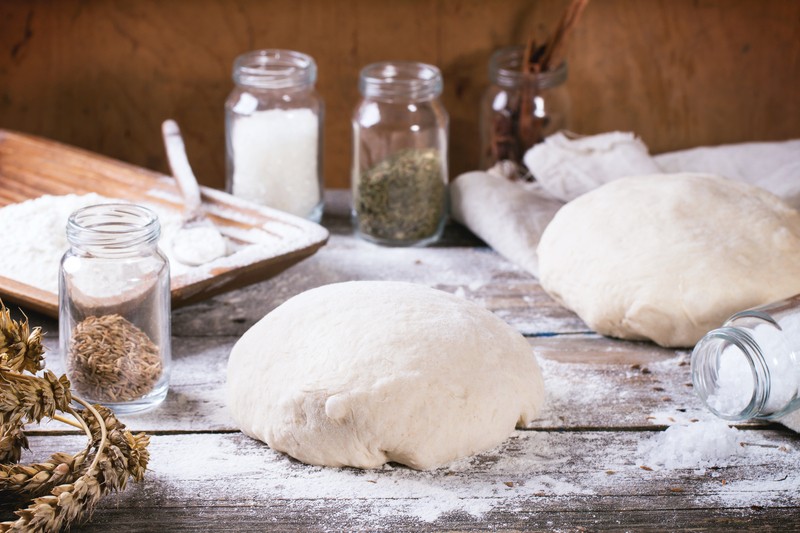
0,129,329,317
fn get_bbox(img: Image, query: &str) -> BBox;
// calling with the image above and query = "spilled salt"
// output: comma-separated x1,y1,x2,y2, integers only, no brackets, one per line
637,420,744,471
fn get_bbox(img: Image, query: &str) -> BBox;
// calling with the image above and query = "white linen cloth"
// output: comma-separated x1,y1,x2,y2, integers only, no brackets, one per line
654,139,800,210
450,170,562,277
523,131,661,202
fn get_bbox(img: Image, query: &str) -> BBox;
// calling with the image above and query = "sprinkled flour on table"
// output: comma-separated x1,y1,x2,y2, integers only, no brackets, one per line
148,430,593,526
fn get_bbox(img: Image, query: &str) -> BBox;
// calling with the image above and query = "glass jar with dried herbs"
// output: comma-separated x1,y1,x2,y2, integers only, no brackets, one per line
352,61,448,246
479,45,570,174
59,204,171,414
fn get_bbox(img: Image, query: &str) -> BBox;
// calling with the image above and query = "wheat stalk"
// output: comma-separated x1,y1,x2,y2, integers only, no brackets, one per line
0,305,45,375
0,369,72,426
0,400,150,532
0,450,88,497
0,424,28,464
0,303,151,531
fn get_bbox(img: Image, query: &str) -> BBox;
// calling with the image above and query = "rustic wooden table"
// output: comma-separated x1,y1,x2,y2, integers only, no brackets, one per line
6,191,799,531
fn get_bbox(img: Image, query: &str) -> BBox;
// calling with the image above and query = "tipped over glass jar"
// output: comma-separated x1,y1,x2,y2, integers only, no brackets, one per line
351,61,449,247
691,295,800,421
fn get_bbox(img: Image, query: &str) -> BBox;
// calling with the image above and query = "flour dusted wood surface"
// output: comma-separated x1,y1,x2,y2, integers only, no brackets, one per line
8,429,798,531
8,191,798,530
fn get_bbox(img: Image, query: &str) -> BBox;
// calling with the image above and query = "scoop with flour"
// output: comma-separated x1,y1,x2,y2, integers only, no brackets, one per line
162,119,229,266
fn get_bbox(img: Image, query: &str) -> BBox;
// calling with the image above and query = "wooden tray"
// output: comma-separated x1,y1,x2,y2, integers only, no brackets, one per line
0,129,329,317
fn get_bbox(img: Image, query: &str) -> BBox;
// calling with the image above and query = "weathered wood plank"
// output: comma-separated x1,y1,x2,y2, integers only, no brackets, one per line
168,237,589,339
33,334,748,434
4,430,797,530
168,190,588,338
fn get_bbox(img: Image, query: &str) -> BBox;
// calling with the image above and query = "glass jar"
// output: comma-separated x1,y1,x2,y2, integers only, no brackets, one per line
59,204,171,414
352,61,448,246
226,49,324,222
691,295,800,421
479,45,570,174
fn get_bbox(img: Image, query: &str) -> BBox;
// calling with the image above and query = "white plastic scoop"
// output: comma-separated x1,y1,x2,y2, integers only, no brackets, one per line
161,119,228,266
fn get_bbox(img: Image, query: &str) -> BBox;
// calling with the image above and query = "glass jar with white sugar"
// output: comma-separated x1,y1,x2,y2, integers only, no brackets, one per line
692,295,800,421
225,49,324,222
59,204,171,414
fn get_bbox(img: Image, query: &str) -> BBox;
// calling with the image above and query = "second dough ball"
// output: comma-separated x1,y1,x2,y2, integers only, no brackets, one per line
537,173,800,348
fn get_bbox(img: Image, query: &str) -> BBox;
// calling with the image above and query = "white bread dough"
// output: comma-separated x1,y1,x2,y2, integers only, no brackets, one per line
226,281,545,470
537,173,800,348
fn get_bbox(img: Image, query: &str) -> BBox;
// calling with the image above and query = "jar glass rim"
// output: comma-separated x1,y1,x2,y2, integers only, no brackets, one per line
359,61,443,101
691,326,768,420
67,203,161,255
489,45,567,89
233,49,317,90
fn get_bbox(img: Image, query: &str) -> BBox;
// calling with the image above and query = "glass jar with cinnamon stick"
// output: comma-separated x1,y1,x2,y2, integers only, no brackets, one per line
479,45,570,173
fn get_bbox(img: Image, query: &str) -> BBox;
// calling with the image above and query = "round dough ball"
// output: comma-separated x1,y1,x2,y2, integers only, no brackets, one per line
226,281,544,470
538,173,800,348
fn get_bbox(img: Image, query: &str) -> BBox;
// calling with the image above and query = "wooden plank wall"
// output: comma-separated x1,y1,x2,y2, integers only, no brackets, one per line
1,0,798,190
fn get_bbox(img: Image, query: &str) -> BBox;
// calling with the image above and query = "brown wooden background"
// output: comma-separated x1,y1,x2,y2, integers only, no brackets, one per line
1,0,799,190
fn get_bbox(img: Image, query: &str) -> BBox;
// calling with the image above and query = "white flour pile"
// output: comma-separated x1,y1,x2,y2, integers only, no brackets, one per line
0,193,190,293
637,420,745,470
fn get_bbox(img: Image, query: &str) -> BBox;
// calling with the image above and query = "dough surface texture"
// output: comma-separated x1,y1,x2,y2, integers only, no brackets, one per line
537,173,800,348
226,281,545,470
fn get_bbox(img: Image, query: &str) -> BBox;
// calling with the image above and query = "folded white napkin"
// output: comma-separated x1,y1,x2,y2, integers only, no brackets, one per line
450,169,562,278
655,139,800,210
523,131,661,202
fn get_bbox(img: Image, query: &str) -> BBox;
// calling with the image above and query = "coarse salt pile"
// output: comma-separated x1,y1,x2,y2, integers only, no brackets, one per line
637,420,744,470
706,345,754,416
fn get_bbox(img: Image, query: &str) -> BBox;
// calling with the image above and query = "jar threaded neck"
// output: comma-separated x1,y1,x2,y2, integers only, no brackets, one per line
233,49,317,90
66,204,160,257
488,45,568,89
691,326,771,420
359,62,443,102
